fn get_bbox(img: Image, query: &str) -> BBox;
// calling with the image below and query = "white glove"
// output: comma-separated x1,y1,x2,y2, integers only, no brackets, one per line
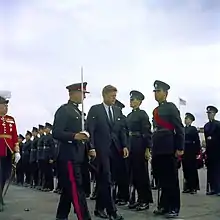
80,131,90,138
14,152,21,163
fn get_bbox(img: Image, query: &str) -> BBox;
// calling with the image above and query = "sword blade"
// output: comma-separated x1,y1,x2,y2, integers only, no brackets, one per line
3,164,16,197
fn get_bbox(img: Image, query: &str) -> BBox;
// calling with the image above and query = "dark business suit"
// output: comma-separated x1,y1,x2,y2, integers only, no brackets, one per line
87,103,127,216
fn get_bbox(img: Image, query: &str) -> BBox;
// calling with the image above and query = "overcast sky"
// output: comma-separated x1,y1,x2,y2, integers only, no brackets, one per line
1,0,220,134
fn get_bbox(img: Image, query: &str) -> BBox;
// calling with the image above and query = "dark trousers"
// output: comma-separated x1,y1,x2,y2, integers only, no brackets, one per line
22,159,31,184
130,154,153,204
115,158,130,202
152,154,180,212
56,160,90,220
182,158,199,191
43,161,53,190
38,160,44,187
207,160,220,193
16,160,24,184
0,155,12,191
82,162,91,196
30,162,39,186
95,153,117,215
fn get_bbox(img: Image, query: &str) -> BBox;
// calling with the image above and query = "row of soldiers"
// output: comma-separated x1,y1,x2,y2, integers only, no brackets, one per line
15,123,59,192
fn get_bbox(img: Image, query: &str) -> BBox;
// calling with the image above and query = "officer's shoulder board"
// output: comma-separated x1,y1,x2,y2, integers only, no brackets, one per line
5,115,15,124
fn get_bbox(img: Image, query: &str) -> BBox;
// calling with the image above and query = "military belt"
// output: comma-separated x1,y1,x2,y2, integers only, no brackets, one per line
0,134,12,139
154,128,172,132
43,146,50,149
129,131,142,137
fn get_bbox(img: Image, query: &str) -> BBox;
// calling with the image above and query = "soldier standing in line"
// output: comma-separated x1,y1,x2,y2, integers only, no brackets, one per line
16,134,25,185
151,80,184,218
0,91,21,212
53,82,94,220
182,113,201,194
42,122,55,192
36,124,45,190
22,130,32,187
126,91,153,211
204,106,220,196
113,99,130,206
29,127,39,188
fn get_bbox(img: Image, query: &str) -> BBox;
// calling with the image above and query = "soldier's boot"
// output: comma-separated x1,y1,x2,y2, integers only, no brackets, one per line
153,207,167,216
164,210,179,218
136,203,149,211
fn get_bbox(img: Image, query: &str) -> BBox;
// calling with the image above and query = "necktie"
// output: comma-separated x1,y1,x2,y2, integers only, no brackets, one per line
108,106,114,124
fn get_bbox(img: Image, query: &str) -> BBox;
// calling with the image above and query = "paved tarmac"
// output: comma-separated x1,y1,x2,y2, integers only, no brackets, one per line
1,168,220,220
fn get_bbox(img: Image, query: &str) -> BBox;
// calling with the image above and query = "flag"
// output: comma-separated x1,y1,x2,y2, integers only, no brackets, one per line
179,97,186,106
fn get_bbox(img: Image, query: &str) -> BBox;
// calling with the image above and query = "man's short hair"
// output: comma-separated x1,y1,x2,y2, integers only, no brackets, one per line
102,85,117,96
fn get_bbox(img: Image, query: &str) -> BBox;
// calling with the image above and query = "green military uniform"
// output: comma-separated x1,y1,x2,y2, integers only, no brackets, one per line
151,80,184,218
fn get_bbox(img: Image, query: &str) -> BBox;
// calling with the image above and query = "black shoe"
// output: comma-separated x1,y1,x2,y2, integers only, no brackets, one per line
182,189,190,193
165,210,179,218
153,208,167,215
190,190,197,194
109,213,124,220
206,191,216,195
117,200,127,206
90,193,97,200
128,202,140,209
94,210,108,219
136,203,149,211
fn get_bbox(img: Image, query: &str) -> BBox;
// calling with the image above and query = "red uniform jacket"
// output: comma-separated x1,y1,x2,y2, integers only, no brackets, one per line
0,115,18,157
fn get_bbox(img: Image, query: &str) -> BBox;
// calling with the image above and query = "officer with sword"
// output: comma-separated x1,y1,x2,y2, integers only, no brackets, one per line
0,91,21,212
52,68,95,220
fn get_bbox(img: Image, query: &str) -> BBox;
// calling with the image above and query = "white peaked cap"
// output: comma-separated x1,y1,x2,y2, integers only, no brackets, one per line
0,90,12,99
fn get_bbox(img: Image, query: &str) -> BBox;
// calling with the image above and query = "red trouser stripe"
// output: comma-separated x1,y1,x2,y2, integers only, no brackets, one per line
67,161,83,220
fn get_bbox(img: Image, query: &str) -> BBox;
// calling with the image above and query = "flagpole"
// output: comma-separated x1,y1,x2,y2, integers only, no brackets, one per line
81,66,85,131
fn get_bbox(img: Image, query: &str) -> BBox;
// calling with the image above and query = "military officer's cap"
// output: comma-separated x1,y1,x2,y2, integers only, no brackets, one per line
206,105,218,114
153,80,170,91
114,100,125,109
45,122,52,129
18,134,25,140
26,130,32,136
185,112,195,121
32,127,38,132
38,124,44,130
130,90,145,101
0,90,11,104
66,82,89,93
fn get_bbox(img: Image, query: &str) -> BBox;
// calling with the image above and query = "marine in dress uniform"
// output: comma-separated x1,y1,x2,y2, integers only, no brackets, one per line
126,91,153,211
204,106,220,196
53,82,93,220
182,113,200,194
16,134,25,185
22,130,32,186
42,122,55,191
29,127,39,188
87,85,128,220
36,124,45,190
0,91,21,212
151,80,184,218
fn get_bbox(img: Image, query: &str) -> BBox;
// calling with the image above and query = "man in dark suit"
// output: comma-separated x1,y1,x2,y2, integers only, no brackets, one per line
87,85,129,220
